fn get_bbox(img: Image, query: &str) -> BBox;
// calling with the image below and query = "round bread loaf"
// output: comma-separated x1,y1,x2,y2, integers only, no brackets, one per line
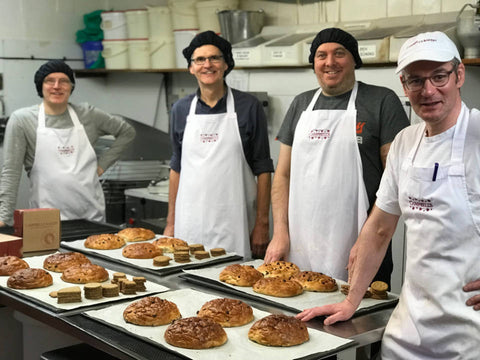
257,261,300,279
117,227,155,242
164,317,227,349
61,263,109,284
7,268,53,289
197,298,254,327
252,277,303,297
122,243,163,259
219,264,263,287
123,296,181,326
248,314,309,347
84,234,125,250
292,271,338,292
43,252,91,273
0,256,29,276
152,237,188,253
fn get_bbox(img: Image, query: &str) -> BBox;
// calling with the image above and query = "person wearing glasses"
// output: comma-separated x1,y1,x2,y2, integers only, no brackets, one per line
264,28,409,287
164,31,274,259
0,60,135,225
297,31,480,359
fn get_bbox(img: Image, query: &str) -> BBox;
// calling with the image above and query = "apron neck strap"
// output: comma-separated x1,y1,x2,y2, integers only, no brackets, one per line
307,81,358,112
188,86,234,116
38,103,80,128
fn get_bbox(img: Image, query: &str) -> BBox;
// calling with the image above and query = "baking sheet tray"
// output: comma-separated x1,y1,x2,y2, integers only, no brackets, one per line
0,254,169,312
61,236,242,276
84,288,354,360
181,260,398,316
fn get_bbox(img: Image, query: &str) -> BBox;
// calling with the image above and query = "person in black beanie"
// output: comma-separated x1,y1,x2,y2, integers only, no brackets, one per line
0,60,135,225
164,31,273,259
265,28,409,290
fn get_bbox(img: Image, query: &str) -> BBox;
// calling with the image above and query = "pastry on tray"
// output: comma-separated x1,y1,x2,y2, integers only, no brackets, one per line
248,314,309,347
164,317,227,349
117,227,155,242
252,277,303,298
7,268,53,289
219,264,263,287
122,243,162,259
152,237,188,253
256,261,300,280
291,271,338,292
0,256,29,276
61,263,109,284
84,234,125,250
197,298,254,327
123,296,181,326
43,252,91,272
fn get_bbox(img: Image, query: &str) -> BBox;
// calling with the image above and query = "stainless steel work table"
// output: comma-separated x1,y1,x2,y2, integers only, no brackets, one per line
0,223,395,360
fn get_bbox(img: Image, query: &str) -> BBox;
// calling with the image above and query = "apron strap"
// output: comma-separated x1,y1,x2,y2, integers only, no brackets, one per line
306,82,359,112
188,86,235,116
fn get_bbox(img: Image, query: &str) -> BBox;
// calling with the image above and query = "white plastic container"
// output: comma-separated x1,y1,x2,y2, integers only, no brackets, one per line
168,0,199,30
147,6,173,39
174,29,198,68
102,39,129,69
195,0,238,34
127,38,151,69
125,9,149,39
150,38,176,69
101,11,127,40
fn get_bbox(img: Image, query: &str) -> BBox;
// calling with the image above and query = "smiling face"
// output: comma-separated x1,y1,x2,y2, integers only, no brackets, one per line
189,45,228,88
313,42,356,96
401,60,464,134
42,72,72,109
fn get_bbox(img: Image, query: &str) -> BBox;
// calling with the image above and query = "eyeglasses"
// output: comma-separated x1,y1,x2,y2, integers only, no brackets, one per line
191,55,224,65
402,70,455,92
43,78,72,87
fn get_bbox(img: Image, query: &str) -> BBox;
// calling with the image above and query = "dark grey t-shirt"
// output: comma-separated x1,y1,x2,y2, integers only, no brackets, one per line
277,81,410,210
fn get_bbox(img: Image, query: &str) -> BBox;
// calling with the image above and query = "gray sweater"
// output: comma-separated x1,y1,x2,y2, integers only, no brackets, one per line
0,102,136,224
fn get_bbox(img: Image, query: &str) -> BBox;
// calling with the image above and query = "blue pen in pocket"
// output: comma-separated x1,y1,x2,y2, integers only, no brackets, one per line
432,163,439,181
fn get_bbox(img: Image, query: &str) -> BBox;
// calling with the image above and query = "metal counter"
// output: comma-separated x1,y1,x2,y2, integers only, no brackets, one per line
0,221,395,360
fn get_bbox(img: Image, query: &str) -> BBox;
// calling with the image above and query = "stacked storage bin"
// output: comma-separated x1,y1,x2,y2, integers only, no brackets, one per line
101,11,129,69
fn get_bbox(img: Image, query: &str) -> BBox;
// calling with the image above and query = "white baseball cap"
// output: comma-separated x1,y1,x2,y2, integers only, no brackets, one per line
395,31,461,74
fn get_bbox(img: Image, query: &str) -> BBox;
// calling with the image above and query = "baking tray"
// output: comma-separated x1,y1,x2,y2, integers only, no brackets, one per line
180,260,399,317
0,254,169,313
83,288,354,360
61,237,242,276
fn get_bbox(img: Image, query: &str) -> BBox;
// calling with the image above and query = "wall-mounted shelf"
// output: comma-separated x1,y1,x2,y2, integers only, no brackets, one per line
74,59,480,77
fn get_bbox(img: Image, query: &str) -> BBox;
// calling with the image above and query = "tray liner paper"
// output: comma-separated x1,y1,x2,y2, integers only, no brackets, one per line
62,235,238,272
182,259,399,314
0,253,169,311
84,288,353,360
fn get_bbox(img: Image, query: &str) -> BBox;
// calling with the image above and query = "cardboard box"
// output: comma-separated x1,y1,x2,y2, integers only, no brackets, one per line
0,233,23,257
14,208,60,252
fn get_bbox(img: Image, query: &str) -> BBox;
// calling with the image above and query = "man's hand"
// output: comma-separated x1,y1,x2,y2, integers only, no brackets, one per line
0,221,5,227
464,278,480,310
296,299,357,325
163,224,174,237
97,166,104,177
250,222,269,259
264,232,289,263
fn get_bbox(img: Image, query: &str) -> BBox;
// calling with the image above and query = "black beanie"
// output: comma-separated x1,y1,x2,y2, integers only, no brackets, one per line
182,31,235,76
34,60,75,97
309,28,363,69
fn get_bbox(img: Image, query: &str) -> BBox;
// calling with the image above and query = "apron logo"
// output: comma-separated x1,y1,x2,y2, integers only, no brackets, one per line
309,129,330,140
57,145,75,156
356,122,366,134
200,133,219,143
408,196,433,212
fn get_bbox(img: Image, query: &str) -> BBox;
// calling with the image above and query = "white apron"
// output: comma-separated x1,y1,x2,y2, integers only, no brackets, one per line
381,103,480,359
30,103,106,222
288,82,369,279
174,87,257,258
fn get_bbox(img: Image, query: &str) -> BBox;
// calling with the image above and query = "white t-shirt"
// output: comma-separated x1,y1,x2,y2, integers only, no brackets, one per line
376,104,480,226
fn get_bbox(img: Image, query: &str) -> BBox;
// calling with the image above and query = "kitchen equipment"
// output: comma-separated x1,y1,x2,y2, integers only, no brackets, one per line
232,33,283,67
262,32,317,66
100,11,127,40
217,9,265,45
127,38,151,69
124,9,149,39
456,2,480,58
196,0,238,34
102,39,129,69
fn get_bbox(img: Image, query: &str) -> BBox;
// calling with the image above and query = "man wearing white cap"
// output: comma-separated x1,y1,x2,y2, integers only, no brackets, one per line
296,31,480,359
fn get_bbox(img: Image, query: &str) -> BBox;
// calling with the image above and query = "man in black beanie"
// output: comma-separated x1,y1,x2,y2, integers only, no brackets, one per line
265,28,409,288
0,60,135,225
164,31,273,259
